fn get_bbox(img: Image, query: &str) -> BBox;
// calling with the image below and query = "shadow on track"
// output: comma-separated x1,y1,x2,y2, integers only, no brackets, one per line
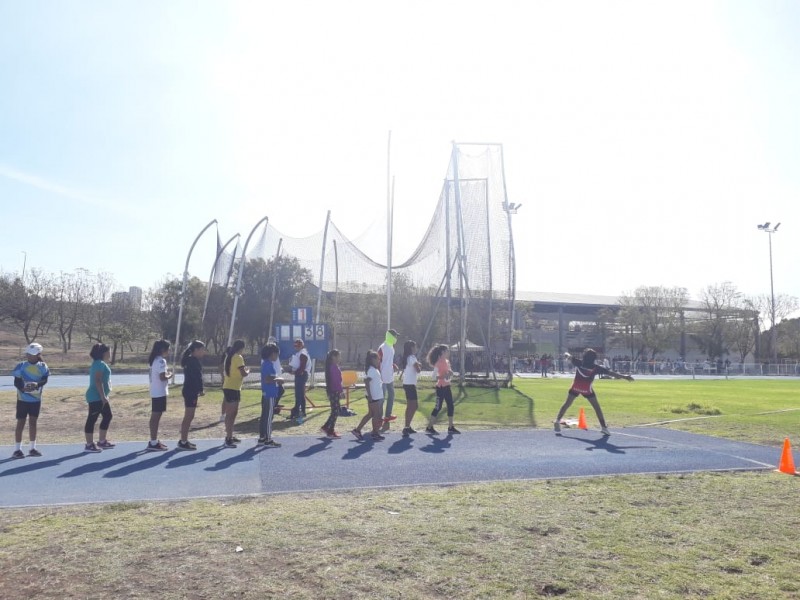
58,451,143,478
558,433,657,454
166,447,225,469
387,437,414,454
104,449,178,478
419,434,454,454
294,438,333,458
205,446,269,472
0,452,87,477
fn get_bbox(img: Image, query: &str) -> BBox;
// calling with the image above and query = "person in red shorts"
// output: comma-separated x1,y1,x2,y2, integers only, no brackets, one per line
554,348,633,436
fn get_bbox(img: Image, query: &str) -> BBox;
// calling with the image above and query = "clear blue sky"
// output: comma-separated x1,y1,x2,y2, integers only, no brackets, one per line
1,0,799,303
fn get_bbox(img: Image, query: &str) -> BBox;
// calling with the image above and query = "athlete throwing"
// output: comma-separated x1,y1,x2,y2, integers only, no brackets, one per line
554,348,633,436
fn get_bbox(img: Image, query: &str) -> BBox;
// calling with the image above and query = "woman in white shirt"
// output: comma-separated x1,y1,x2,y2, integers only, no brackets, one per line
400,340,422,437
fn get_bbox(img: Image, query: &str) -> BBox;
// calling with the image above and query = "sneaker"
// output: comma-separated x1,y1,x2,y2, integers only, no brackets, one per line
383,415,398,422
327,430,342,439
447,426,461,434
296,415,304,425
177,440,197,451
264,439,282,448
28,448,42,457
406,426,417,434
84,443,102,453
600,426,611,436
425,426,438,435
371,433,385,441
274,404,284,414
146,441,168,452
351,428,363,441
553,420,561,433
256,437,267,446
402,427,413,437
97,440,116,449
230,436,242,444
224,437,238,448
11,449,25,459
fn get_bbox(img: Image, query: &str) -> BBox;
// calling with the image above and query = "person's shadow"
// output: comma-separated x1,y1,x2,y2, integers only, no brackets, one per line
342,440,376,460
204,446,261,472
420,434,454,454
559,434,656,455
165,447,224,469
387,437,414,455
0,452,86,477
59,451,142,478
104,449,178,478
294,438,333,458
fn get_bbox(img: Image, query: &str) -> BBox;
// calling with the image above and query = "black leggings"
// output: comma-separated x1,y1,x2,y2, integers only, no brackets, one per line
431,386,454,418
85,401,113,433
323,392,341,431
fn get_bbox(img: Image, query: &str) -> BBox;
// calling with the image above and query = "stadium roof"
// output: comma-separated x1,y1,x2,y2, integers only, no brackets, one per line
516,290,705,310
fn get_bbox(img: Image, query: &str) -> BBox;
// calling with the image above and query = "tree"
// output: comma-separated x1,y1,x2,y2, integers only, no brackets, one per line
729,296,759,363
53,269,91,352
0,270,55,343
618,286,687,359
752,294,799,359
148,276,207,345
692,282,741,359
82,271,116,344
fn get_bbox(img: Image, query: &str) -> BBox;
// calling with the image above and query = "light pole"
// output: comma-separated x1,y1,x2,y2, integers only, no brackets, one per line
502,201,522,382
757,221,780,364
20,251,27,279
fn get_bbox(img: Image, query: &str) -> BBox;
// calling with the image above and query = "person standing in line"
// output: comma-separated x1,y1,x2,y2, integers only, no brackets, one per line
541,353,549,378
425,344,460,435
400,340,421,437
553,349,634,436
178,340,206,451
351,350,385,441
218,348,229,423
222,340,248,448
321,349,343,438
83,343,114,453
267,336,286,413
10,343,50,459
146,339,172,451
288,338,310,423
258,343,282,448
378,328,399,431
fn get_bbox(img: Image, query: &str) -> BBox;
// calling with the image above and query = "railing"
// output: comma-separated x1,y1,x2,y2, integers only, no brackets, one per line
608,361,800,377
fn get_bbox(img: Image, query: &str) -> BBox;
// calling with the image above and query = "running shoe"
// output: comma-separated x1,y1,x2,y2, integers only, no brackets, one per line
425,426,438,435
600,426,611,436
177,440,197,451
447,426,461,434
351,428,363,441
28,448,42,457
327,430,342,439
146,441,168,452
402,427,413,437
371,433,385,441
264,439,282,448
406,426,417,434
97,440,116,449
84,443,102,453
383,415,398,422
256,437,267,446
553,420,561,433
224,437,238,448
230,436,242,444
11,449,25,459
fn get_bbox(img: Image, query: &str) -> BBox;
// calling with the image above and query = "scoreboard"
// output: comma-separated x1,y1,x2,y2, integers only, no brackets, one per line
275,307,330,360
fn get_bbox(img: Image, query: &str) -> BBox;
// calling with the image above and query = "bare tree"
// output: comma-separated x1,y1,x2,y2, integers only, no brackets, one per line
751,293,799,359
82,271,116,343
729,296,759,363
618,286,688,359
54,269,92,352
0,270,55,343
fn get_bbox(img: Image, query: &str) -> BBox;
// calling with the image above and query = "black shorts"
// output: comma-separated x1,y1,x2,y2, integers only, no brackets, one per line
223,389,241,403
16,400,41,420
403,384,418,401
569,388,597,400
182,393,199,408
151,396,167,413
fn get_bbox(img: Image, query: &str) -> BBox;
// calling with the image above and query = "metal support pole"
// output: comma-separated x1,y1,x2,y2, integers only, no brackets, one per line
227,217,268,347
309,211,332,387
451,142,468,386
267,239,283,341
174,219,217,366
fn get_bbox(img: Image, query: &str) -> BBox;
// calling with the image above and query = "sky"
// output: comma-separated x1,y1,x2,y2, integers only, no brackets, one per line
1,0,799,304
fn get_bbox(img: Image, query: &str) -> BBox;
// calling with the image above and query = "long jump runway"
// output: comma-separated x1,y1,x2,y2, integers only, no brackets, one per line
0,428,789,508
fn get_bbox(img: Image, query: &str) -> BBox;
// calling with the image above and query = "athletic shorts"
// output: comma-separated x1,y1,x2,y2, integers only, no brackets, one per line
151,396,167,413
223,389,241,403
368,398,384,404
16,400,41,420
182,392,199,408
569,388,596,399
403,384,418,401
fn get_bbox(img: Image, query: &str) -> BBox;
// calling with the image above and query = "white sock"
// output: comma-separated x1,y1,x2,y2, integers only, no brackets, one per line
150,439,158,445
30,440,36,450
15,442,21,451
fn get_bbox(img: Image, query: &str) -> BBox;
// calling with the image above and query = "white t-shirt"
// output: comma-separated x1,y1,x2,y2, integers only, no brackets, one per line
149,356,169,398
402,355,419,385
365,366,383,401
378,343,395,384
289,348,309,373
272,359,282,380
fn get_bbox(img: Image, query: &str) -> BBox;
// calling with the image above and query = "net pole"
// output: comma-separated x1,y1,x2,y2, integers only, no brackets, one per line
174,219,217,367
227,217,268,347
333,239,339,349
483,183,497,384
310,210,331,387
444,180,452,344
386,131,392,331
267,238,283,341
452,142,467,386
202,233,240,324
500,144,517,383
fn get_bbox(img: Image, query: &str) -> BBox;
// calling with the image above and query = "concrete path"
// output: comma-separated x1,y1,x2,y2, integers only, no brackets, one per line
0,428,789,508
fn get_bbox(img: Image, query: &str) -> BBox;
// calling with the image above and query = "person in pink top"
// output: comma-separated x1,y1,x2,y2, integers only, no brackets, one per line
425,344,460,435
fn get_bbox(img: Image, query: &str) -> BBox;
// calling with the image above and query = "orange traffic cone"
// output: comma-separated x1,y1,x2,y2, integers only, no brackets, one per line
776,438,798,476
577,407,588,430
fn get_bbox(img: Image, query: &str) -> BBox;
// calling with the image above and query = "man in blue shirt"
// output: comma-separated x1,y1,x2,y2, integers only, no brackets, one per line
11,343,50,459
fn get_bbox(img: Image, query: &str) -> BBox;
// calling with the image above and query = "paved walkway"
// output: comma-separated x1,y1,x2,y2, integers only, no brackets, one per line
0,428,788,508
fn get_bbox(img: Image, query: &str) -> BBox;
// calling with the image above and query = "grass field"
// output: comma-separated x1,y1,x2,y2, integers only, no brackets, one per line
3,377,800,598
2,376,798,447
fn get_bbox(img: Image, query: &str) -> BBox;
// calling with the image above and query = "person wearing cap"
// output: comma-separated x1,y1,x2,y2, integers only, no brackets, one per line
378,329,399,431
288,338,310,423
11,343,50,459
